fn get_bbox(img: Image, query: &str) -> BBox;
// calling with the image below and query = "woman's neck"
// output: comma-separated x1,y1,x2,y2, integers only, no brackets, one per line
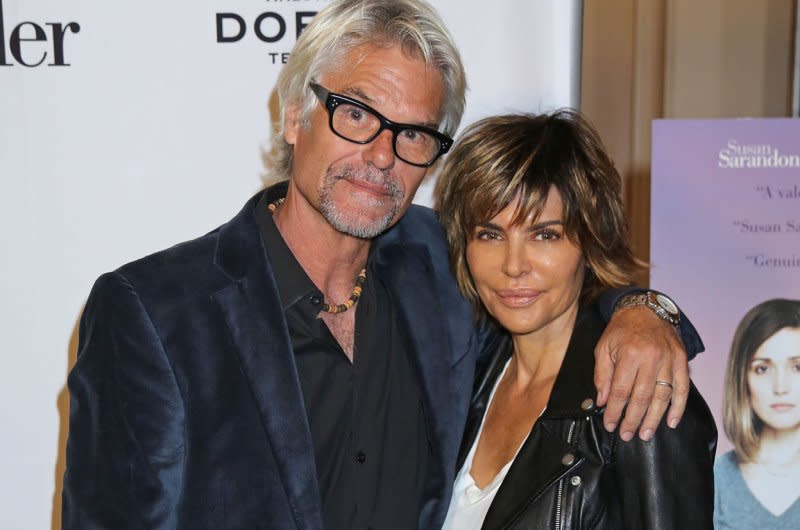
756,426,800,466
508,303,579,390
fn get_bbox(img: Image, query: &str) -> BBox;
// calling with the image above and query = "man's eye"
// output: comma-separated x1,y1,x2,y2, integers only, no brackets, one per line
346,108,366,122
402,129,419,141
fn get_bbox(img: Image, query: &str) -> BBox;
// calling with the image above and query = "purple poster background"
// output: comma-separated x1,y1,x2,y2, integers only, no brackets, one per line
651,118,800,455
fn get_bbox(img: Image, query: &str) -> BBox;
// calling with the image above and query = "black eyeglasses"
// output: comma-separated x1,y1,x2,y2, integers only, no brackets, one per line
310,82,453,167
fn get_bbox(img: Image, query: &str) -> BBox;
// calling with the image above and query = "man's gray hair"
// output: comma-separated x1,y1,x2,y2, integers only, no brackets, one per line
270,0,467,180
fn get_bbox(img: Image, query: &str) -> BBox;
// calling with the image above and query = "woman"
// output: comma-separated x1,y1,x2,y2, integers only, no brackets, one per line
715,298,800,528
436,111,716,529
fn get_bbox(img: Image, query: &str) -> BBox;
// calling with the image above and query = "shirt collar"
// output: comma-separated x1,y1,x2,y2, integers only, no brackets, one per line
254,190,321,310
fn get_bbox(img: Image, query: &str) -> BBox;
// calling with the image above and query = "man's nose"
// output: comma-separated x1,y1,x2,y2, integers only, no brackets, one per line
364,129,396,170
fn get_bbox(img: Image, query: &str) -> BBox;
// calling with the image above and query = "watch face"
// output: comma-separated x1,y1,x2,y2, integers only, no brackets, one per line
655,294,679,316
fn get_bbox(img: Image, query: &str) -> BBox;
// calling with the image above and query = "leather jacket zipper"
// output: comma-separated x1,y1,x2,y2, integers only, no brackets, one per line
554,420,577,530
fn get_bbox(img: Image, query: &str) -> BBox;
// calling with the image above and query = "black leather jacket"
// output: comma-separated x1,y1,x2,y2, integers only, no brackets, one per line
455,305,717,529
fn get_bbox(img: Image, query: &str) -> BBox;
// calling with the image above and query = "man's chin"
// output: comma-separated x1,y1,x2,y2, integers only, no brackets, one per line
324,209,397,239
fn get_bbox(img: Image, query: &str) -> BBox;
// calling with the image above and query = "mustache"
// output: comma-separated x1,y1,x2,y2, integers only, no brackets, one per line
331,164,402,196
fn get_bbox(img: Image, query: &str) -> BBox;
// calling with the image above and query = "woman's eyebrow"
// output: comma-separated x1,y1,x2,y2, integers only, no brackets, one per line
526,220,563,232
474,220,564,231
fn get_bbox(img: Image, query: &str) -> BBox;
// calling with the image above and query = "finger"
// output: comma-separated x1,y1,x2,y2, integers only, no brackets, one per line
666,351,691,428
601,358,638,436
617,357,659,442
593,341,614,407
637,370,674,441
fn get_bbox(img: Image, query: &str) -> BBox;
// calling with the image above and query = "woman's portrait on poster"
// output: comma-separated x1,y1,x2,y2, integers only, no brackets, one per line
714,298,800,528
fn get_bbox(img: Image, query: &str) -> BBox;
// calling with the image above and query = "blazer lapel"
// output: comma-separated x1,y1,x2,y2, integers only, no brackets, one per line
376,242,454,523
211,191,322,530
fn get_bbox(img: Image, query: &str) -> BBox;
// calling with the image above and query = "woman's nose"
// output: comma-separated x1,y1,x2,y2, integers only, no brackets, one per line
772,365,791,395
501,241,531,278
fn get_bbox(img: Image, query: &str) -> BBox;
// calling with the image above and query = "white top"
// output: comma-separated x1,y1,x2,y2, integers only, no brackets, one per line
443,360,538,530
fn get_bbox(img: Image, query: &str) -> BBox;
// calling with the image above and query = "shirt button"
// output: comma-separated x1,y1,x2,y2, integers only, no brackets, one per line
356,451,366,464
308,294,322,306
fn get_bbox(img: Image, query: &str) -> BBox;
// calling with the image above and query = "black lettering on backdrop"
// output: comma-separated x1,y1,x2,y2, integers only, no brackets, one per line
10,21,47,67
0,0,80,67
295,11,315,37
216,13,246,43
215,10,318,44
254,12,286,43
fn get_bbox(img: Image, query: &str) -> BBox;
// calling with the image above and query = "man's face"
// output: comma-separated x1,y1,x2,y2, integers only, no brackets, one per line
284,43,445,239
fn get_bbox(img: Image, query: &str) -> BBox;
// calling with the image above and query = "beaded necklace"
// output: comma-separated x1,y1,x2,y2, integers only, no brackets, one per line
268,197,366,314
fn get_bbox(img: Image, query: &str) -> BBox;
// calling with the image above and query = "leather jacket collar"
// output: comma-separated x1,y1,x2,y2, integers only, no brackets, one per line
456,304,606,473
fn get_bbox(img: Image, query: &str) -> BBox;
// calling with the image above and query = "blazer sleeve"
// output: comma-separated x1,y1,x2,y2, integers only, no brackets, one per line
611,382,717,529
62,272,185,529
597,286,705,360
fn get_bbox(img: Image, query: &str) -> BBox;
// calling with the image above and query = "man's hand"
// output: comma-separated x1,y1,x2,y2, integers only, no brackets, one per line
594,306,689,442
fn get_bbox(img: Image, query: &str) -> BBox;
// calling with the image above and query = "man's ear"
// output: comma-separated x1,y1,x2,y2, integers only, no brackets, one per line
283,103,301,146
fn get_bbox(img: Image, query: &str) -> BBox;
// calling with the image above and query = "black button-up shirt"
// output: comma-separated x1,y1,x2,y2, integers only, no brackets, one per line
255,193,431,530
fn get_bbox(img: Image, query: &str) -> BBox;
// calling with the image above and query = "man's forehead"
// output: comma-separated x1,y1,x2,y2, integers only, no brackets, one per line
319,44,445,124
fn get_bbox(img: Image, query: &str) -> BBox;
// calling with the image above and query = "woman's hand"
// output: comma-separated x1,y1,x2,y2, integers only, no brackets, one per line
594,306,689,442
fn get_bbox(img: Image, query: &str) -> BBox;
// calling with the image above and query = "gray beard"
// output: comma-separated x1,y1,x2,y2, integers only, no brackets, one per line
318,164,404,239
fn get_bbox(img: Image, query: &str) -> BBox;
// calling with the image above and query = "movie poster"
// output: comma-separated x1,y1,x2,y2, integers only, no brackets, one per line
651,119,800,523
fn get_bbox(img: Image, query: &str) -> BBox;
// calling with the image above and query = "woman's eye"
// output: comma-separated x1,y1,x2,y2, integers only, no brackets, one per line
475,230,501,241
751,364,769,375
533,229,561,241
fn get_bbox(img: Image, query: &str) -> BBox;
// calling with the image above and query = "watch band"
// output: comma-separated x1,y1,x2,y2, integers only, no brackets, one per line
615,291,680,326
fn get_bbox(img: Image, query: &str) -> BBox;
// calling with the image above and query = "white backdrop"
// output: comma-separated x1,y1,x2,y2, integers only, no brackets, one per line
0,1,581,527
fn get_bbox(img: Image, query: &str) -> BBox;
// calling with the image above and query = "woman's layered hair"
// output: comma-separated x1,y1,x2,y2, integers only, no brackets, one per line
723,298,800,461
436,110,644,314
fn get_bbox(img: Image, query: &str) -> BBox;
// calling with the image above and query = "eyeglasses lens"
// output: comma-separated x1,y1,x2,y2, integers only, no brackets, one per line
330,102,441,166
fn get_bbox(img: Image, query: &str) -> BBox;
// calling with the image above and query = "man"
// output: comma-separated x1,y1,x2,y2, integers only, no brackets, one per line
62,1,701,529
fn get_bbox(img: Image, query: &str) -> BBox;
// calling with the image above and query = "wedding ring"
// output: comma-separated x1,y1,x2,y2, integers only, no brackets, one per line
655,380,673,389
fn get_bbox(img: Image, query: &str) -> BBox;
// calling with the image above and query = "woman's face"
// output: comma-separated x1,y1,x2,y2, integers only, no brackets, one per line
465,187,585,339
747,327,800,432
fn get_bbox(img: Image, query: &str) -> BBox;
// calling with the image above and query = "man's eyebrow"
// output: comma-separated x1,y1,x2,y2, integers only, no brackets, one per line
340,86,440,129
341,86,374,104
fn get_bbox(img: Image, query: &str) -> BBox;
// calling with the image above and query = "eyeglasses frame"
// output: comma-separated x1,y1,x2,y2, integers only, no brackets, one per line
309,82,453,168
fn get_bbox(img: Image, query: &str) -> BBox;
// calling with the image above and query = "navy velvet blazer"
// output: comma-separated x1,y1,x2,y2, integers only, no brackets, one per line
62,187,481,529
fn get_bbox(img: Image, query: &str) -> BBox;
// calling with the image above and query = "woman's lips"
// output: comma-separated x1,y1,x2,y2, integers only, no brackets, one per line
495,289,541,307
770,403,797,412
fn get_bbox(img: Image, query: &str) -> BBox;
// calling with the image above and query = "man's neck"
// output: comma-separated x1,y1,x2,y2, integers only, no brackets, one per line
272,187,371,303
